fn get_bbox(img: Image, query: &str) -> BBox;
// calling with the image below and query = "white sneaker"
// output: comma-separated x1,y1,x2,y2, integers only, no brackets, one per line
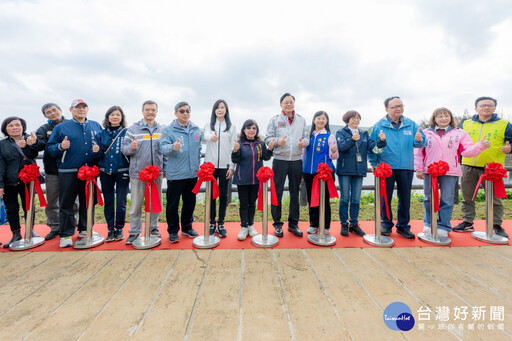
60,236,73,248
248,225,258,237
422,226,431,235
237,227,249,241
324,229,330,234
438,229,449,237
307,226,318,234
77,232,87,238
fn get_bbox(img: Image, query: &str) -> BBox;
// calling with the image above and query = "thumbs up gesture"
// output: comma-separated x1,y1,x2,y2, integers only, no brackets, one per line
352,131,360,141
92,141,100,153
330,141,338,153
18,136,27,148
233,139,240,152
61,136,70,150
131,136,138,150
278,135,287,146
174,138,182,151
378,130,386,141
415,128,423,142
501,141,511,154
26,132,37,145
268,138,275,151
211,130,218,142
480,134,491,149
298,138,306,148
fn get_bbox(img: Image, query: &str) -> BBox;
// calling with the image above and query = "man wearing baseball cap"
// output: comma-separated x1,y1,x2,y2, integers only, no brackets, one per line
46,99,102,247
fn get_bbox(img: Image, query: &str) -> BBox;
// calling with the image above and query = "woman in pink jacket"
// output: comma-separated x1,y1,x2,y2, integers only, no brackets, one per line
414,107,490,236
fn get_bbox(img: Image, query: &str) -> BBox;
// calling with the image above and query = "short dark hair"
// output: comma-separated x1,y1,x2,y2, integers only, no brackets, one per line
174,101,190,112
210,99,231,132
342,110,361,124
142,100,158,111
239,119,261,141
103,105,127,129
475,96,497,108
41,103,61,115
280,93,295,104
384,96,401,108
1,116,27,136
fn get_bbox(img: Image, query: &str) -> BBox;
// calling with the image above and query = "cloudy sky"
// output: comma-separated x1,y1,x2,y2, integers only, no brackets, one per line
1,0,511,133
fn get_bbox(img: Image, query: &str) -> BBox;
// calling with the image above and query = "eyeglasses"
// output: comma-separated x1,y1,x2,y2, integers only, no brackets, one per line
282,101,294,105
178,109,190,114
478,104,495,108
388,105,404,110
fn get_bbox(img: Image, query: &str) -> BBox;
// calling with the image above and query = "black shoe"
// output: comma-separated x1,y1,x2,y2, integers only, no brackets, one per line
182,228,198,238
381,228,391,236
45,230,59,240
288,226,303,237
397,229,415,239
494,225,509,238
453,221,474,232
349,224,366,237
4,230,22,248
340,224,349,236
125,234,139,245
274,226,283,237
209,223,216,236
169,233,179,243
115,230,125,241
106,231,116,242
217,225,227,238
151,228,161,237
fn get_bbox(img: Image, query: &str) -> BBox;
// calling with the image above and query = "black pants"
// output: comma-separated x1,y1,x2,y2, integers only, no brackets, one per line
166,178,197,234
381,169,414,231
100,171,130,231
271,159,302,228
210,168,230,225
59,172,96,238
237,184,258,227
303,172,334,229
3,181,27,232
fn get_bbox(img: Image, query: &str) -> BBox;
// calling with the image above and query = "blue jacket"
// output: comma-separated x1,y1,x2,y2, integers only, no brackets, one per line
97,126,129,174
160,119,202,180
303,131,335,174
46,118,102,172
231,139,273,185
368,115,426,170
336,126,386,177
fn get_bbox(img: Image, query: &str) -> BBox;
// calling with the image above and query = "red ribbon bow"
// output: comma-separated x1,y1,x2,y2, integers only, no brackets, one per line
256,167,278,210
18,164,47,210
472,162,508,201
77,165,103,209
311,163,338,207
373,162,392,219
192,162,219,199
139,165,162,213
427,161,449,212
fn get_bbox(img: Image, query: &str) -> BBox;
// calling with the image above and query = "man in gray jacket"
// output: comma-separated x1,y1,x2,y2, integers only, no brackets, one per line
265,93,309,237
121,100,165,244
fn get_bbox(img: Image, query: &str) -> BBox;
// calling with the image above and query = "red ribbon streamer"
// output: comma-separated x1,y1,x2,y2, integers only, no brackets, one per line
472,162,508,201
373,162,392,219
311,163,339,207
192,162,219,199
138,165,162,213
18,164,47,210
427,161,449,212
77,165,103,209
256,167,278,210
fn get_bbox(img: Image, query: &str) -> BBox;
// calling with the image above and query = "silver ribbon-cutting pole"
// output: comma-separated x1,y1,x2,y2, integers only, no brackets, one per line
419,177,451,245
472,180,508,244
364,176,394,247
74,181,105,249
252,181,279,247
133,181,161,249
308,179,336,246
10,181,45,251
193,181,220,248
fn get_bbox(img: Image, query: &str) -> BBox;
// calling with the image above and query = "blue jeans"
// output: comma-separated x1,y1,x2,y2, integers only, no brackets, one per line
338,175,363,225
381,169,414,231
100,171,130,231
423,174,457,232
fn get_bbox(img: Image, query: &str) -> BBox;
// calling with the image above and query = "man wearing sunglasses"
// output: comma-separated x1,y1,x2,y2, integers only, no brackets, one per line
160,101,202,243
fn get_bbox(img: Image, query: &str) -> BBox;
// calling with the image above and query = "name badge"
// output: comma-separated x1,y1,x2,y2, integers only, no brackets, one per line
356,153,362,162
278,122,286,128
403,130,412,135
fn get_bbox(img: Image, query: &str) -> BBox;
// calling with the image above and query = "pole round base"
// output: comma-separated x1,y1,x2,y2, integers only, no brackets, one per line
10,237,45,251
308,233,336,246
251,234,279,248
471,231,509,245
74,233,105,249
193,235,220,249
418,232,451,246
363,234,394,247
132,236,161,249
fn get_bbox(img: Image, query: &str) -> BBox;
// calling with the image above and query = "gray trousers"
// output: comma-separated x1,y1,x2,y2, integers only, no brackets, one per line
45,174,78,233
128,176,163,235
460,165,503,225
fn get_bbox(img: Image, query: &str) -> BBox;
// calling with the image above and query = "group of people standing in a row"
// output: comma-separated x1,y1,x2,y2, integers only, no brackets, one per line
0,93,510,248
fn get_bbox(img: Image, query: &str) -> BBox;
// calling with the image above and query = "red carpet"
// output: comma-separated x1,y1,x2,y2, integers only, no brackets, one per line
0,220,509,252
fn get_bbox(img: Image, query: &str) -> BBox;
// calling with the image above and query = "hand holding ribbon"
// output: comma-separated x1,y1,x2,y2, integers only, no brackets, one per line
373,162,392,219
427,161,449,212
311,163,338,207
139,165,162,213
18,164,47,210
256,167,278,211
472,162,508,200
192,162,219,199
77,165,103,209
